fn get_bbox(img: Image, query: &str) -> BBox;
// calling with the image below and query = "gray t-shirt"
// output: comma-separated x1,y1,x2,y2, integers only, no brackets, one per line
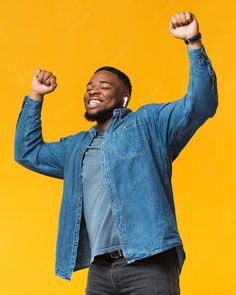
82,129,121,263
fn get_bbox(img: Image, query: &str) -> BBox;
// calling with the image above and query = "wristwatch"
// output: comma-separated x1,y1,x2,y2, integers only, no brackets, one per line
184,33,202,45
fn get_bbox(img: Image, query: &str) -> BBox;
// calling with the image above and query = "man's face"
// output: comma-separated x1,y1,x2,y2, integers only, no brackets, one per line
84,70,127,123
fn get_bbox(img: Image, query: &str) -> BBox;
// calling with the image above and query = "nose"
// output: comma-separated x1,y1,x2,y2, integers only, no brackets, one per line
88,87,101,96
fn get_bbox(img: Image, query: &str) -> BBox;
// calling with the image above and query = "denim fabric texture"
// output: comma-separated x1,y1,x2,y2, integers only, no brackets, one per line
14,46,218,281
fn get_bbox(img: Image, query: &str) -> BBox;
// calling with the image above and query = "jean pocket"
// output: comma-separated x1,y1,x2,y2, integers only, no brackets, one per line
139,251,171,265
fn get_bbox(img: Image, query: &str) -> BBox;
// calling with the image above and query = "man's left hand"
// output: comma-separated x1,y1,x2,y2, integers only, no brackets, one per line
169,12,199,40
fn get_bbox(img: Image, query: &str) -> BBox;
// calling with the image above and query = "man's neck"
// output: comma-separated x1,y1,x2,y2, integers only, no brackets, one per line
96,118,112,131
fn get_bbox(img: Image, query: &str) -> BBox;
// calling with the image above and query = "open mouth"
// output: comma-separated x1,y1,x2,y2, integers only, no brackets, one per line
87,98,103,108
89,99,102,106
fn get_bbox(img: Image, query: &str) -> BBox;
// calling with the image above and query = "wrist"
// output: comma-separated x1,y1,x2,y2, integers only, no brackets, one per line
29,91,44,101
187,39,203,49
184,32,202,48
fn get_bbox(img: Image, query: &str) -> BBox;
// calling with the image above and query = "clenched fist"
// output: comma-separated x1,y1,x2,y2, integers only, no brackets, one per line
30,69,57,100
169,12,201,48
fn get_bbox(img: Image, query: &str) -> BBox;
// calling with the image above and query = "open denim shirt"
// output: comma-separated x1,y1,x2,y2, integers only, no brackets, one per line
14,46,218,281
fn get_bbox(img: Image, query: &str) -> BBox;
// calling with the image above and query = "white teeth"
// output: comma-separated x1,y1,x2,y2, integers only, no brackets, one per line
89,100,102,106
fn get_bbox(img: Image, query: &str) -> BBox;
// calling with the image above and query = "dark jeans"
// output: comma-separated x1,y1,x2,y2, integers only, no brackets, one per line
86,247,180,295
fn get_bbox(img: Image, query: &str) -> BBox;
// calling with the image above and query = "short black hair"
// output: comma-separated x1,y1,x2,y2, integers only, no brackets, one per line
94,66,132,95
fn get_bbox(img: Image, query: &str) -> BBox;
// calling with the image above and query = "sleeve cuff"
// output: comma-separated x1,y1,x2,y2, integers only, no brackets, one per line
21,95,43,113
187,46,211,65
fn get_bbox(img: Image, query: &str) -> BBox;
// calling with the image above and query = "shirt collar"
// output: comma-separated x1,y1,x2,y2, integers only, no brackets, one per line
88,107,132,136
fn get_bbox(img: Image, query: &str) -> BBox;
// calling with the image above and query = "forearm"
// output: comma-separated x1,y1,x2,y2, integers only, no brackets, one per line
14,96,44,164
14,96,65,178
186,45,218,118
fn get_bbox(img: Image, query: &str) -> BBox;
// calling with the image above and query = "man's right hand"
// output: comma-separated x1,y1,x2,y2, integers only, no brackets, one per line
30,69,57,100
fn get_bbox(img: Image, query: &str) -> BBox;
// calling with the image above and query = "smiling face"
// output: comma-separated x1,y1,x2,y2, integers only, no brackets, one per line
83,70,130,125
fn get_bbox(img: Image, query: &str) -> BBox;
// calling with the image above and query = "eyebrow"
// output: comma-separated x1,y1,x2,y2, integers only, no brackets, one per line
86,80,113,86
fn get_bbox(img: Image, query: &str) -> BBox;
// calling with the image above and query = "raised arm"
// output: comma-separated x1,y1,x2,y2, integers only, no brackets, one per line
14,69,68,179
147,12,218,161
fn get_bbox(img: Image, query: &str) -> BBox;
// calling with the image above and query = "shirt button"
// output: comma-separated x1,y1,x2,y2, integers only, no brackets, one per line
73,242,77,246
80,151,83,156
76,218,80,224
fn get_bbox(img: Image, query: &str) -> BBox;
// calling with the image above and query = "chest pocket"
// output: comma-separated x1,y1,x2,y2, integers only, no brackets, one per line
111,120,148,160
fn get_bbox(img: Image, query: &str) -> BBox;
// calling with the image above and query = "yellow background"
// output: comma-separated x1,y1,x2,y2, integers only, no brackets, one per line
1,0,235,294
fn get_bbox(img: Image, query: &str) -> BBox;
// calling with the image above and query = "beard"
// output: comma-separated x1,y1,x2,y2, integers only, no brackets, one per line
84,102,122,123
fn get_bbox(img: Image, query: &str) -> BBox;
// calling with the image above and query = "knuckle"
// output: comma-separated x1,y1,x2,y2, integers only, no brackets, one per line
171,17,177,24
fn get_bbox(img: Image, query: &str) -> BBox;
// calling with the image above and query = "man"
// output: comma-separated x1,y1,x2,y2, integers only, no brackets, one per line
14,12,218,294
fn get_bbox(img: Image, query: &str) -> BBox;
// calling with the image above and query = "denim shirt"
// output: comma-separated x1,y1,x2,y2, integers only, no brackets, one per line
14,46,218,282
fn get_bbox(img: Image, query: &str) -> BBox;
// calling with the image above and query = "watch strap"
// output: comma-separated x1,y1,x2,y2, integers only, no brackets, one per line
184,33,202,45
